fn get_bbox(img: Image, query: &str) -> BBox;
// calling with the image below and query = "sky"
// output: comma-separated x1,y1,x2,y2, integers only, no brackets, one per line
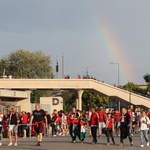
0,0,150,85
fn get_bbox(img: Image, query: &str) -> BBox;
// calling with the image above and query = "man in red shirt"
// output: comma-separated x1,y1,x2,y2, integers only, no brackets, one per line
21,111,28,138
112,109,121,136
97,106,106,137
53,109,61,136
127,106,133,135
147,109,150,119
90,106,99,144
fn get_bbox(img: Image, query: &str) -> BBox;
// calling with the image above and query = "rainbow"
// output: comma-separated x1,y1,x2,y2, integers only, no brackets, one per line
88,10,135,85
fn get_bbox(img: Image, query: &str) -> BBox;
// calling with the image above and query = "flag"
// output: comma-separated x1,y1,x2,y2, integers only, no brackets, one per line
2,116,7,132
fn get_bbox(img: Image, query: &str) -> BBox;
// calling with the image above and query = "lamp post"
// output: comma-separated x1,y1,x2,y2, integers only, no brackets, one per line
110,63,120,112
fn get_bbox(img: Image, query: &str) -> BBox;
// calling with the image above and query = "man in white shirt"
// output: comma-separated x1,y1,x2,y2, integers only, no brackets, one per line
61,111,67,136
139,110,150,148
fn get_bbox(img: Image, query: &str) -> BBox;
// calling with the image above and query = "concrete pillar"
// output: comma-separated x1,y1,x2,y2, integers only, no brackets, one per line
76,99,79,110
77,90,84,111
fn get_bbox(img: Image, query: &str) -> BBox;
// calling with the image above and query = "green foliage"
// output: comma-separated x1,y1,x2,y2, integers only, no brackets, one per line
31,90,52,103
82,90,109,111
144,74,150,83
123,82,147,95
61,90,76,111
0,49,53,78
148,83,150,93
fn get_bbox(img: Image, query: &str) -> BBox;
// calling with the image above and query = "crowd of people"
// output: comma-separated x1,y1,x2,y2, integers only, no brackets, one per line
0,105,150,147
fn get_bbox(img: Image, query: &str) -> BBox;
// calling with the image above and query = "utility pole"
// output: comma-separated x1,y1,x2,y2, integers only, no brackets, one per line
62,53,64,79
56,56,59,79
110,62,120,112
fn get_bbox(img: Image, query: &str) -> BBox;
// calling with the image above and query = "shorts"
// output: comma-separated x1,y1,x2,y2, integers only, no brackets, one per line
114,121,120,128
61,124,66,129
22,124,27,130
132,121,137,125
99,122,105,129
0,127,2,133
47,124,51,130
9,125,18,133
35,123,43,134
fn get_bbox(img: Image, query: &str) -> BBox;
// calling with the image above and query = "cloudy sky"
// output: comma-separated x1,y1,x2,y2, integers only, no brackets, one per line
0,0,150,85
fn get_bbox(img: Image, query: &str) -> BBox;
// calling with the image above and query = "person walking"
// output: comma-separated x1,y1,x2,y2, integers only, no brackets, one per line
119,107,133,146
46,111,51,137
30,104,47,146
97,106,106,138
7,107,19,146
139,110,150,147
90,106,99,145
106,113,115,145
21,111,28,138
70,107,79,143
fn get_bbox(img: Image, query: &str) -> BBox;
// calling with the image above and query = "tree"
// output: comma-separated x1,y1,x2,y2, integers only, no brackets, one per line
61,90,76,112
123,82,147,95
82,90,109,111
144,74,150,83
0,49,53,78
31,90,52,103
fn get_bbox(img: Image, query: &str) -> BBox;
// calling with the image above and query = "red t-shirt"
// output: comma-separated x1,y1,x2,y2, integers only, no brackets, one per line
128,110,133,122
112,112,121,122
67,114,70,125
106,118,113,129
54,113,59,124
90,112,99,127
148,112,150,119
97,110,106,122
22,114,28,124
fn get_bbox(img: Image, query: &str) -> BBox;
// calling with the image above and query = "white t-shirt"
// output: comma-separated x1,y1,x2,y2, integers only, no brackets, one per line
140,116,150,130
9,75,12,79
61,115,66,125
0,113,3,127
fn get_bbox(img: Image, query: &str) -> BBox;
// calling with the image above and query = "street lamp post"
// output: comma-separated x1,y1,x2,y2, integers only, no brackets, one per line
110,63,120,112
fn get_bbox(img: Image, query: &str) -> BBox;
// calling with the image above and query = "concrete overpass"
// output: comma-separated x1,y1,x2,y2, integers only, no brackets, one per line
0,79,149,110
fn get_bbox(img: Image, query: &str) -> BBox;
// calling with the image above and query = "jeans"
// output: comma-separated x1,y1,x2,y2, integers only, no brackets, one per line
140,130,149,145
54,124,61,134
120,127,132,143
130,122,133,134
107,128,115,143
91,127,97,143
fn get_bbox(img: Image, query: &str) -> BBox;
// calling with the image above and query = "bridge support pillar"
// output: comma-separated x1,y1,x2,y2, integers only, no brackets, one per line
73,90,84,110
77,90,84,111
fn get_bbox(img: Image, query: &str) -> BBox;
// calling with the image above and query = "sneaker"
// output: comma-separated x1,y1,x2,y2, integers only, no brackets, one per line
130,142,133,146
14,143,17,146
53,135,57,137
8,143,13,146
131,134,133,136
23,136,26,138
118,134,120,137
62,134,65,136
119,143,123,146
147,142,149,147
98,135,101,138
58,133,62,136
66,132,69,135
89,135,91,138
73,141,76,143
0,141,2,146
107,143,110,146
91,142,96,145
38,142,41,146
140,145,144,148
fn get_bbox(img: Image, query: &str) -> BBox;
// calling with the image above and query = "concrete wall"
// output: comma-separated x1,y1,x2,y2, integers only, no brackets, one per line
40,97,63,115
16,92,31,112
